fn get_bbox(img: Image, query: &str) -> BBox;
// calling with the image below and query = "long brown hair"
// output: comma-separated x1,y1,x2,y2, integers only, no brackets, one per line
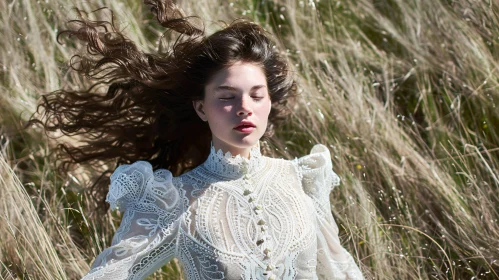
29,0,296,202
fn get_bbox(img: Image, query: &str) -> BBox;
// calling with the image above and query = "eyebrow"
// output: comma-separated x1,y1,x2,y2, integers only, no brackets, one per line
216,85,267,91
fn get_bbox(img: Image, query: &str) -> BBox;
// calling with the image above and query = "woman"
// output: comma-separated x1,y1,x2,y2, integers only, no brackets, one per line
32,1,363,279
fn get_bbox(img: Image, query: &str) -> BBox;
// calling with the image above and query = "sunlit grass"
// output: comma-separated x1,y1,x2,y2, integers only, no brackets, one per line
1,0,498,279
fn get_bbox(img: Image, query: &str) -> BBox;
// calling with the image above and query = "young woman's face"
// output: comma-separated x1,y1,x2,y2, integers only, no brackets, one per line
193,61,271,158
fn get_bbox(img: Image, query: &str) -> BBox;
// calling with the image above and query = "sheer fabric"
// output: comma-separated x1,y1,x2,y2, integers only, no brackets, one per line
82,144,364,280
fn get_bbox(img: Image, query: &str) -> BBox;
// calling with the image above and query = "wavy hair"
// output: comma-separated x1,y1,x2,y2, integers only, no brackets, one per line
29,0,296,203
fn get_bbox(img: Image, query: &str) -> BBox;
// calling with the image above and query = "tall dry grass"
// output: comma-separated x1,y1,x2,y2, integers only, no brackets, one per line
0,0,498,279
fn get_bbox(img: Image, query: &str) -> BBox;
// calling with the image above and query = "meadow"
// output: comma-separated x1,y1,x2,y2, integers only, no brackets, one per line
0,0,498,279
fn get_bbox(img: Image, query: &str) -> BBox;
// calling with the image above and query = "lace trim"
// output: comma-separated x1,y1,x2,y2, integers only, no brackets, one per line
201,142,265,179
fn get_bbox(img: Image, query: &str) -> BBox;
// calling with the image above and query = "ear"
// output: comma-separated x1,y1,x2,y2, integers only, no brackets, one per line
192,100,208,122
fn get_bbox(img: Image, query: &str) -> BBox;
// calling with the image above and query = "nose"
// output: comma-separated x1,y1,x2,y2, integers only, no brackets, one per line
237,96,253,116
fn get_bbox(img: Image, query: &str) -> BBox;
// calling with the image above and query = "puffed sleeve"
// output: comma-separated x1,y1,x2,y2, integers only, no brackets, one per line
82,161,186,280
296,145,364,279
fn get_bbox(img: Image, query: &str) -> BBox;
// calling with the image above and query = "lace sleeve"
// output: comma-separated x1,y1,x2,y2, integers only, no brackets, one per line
82,161,185,280
296,145,364,279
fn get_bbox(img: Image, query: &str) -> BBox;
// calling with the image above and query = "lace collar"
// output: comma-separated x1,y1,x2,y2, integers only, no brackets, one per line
201,142,265,179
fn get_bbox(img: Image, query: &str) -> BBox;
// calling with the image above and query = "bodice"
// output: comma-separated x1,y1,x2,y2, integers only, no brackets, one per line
178,147,318,279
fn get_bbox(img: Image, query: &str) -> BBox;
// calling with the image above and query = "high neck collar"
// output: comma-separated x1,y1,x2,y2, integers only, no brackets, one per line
201,142,265,179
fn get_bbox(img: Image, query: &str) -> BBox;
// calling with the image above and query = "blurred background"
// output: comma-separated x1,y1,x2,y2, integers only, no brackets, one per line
0,0,498,279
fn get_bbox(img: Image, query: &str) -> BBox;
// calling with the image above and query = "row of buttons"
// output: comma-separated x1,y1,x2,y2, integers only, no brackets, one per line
242,170,276,280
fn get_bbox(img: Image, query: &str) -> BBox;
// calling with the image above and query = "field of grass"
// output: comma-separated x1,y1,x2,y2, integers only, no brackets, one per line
1,0,498,279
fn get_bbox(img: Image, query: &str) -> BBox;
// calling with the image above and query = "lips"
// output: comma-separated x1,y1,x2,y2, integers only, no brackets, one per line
234,121,256,133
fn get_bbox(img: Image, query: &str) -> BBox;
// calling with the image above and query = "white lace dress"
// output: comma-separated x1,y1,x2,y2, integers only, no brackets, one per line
82,144,364,280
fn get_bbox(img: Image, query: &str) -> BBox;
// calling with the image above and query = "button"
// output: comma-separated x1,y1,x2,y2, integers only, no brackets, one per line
241,163,249,173
256,239,265,246
257,219,265,225
243,189,252,196
264,252,272,259
264,248,272,259
263,272,274,279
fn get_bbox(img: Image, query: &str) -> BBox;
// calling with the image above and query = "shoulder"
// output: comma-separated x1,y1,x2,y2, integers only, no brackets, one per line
292,144,341,196
110,161,173,183
107,161,183,212
294,144,333,171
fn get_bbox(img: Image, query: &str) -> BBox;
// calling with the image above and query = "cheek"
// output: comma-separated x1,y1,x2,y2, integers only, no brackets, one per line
206,103,232,122
262,100,272,119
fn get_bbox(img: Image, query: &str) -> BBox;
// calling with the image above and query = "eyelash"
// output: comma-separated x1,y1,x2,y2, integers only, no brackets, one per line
219,96,264,101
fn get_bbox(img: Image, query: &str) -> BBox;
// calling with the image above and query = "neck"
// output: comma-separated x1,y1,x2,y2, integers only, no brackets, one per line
213,145,251,159
211,140,255,159
202,140,264,179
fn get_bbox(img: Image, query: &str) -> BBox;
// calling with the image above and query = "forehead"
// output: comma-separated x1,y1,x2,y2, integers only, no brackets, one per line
207,62,267,87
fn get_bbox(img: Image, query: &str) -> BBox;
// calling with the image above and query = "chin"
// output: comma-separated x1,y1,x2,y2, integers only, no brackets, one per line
232,135,261,149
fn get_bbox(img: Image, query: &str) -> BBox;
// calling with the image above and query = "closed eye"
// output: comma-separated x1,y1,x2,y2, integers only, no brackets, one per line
219,97,235,101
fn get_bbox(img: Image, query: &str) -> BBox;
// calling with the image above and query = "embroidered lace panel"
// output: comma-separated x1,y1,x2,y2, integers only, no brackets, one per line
82,144,364,280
